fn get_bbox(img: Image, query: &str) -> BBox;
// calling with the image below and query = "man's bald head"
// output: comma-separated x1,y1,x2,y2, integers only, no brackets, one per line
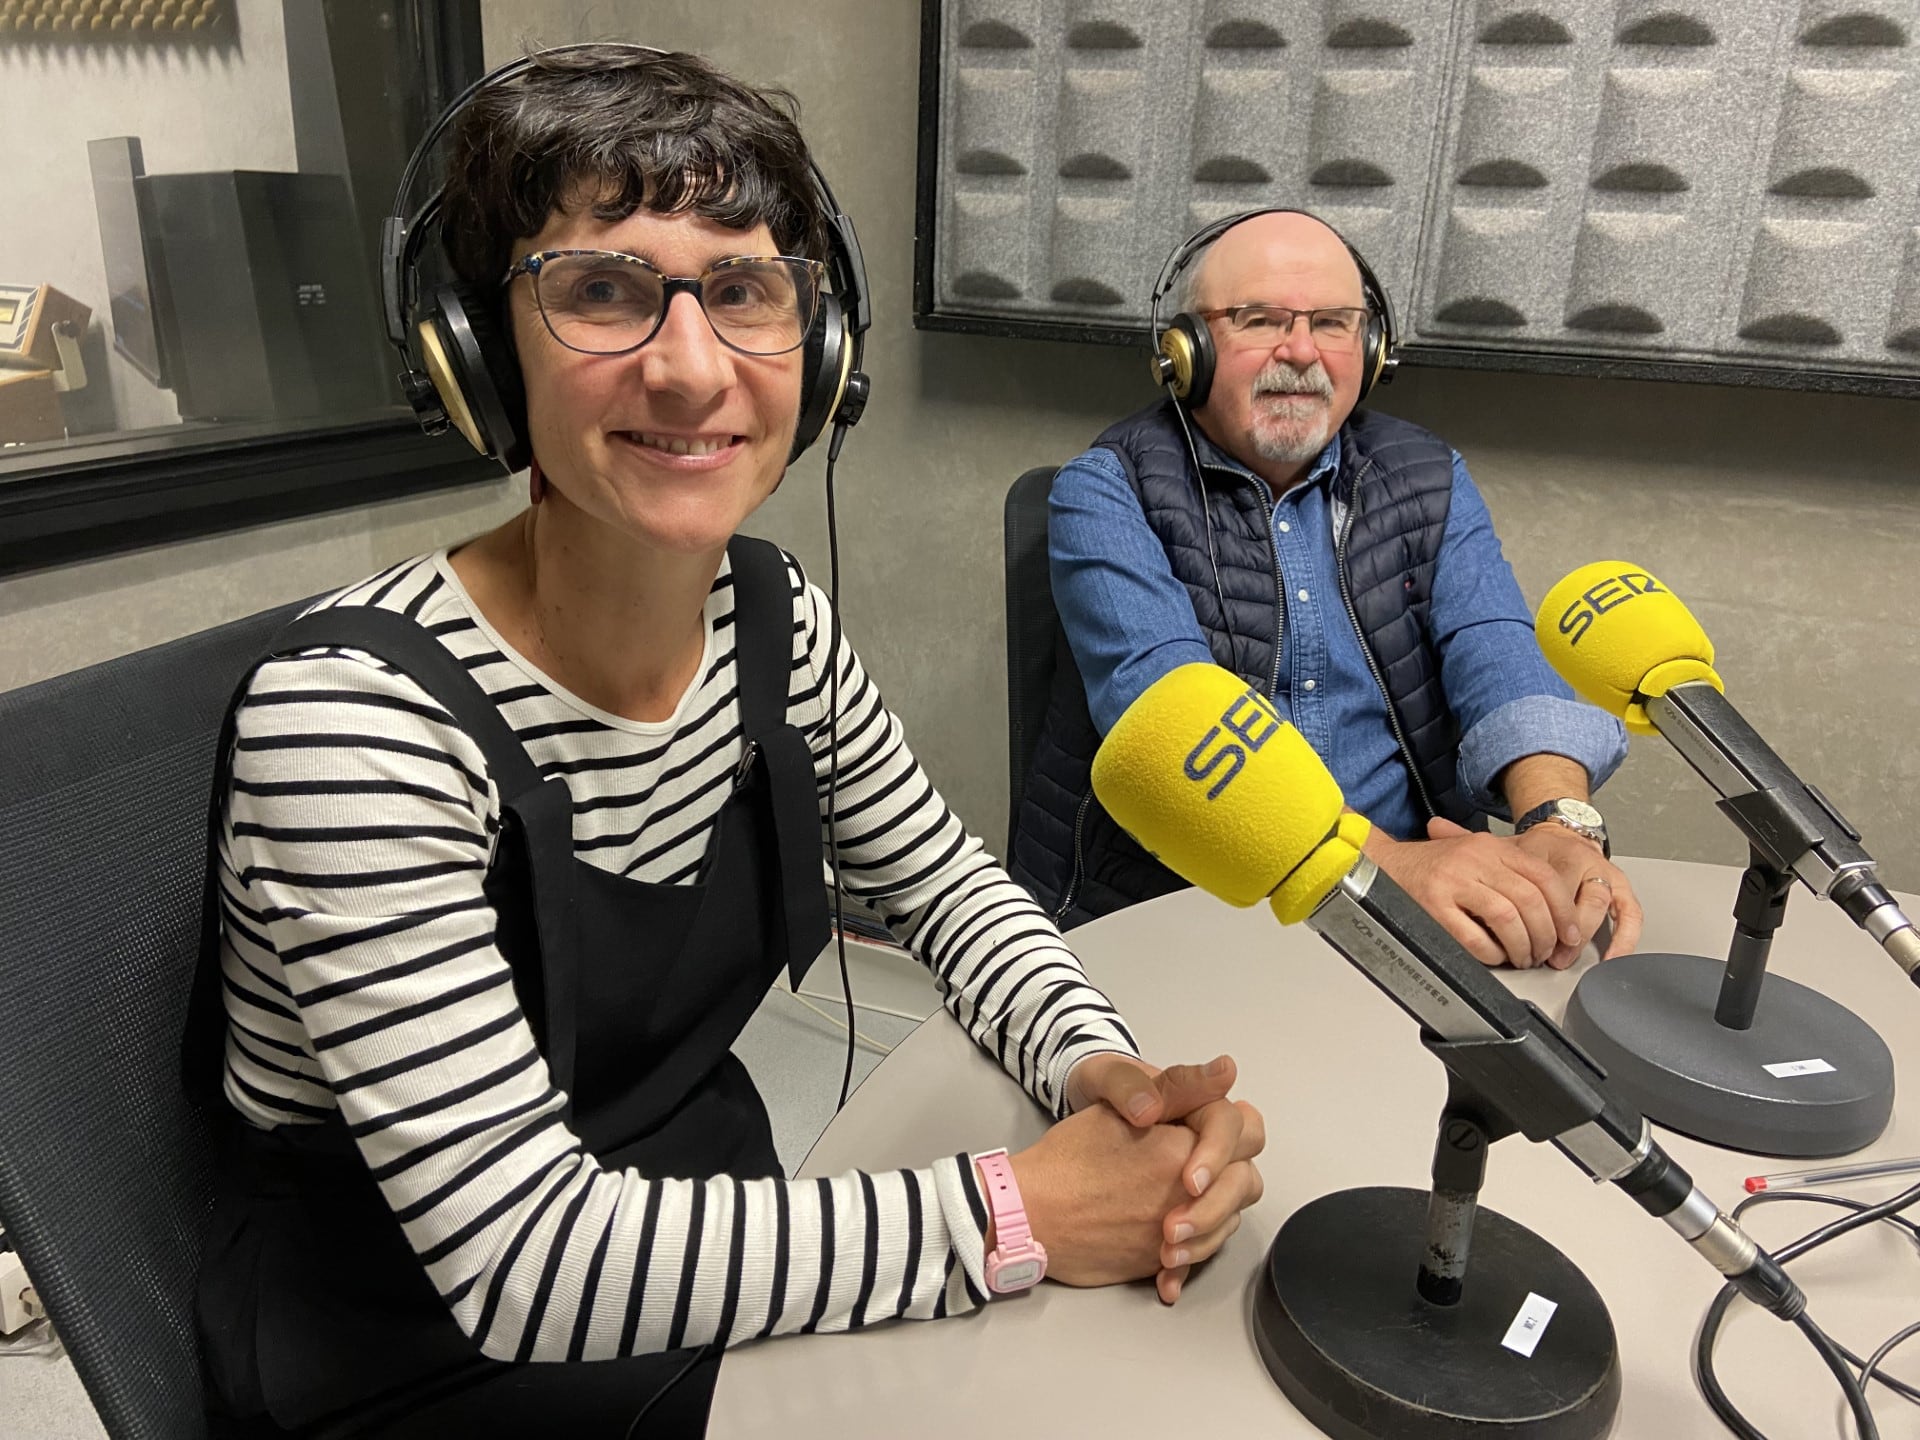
1182,211,1365,316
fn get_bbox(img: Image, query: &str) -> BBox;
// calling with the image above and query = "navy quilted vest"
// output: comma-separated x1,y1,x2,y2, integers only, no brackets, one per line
1007,400,1476,925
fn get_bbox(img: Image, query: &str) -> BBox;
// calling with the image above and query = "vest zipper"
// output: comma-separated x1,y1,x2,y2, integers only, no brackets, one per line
1052,786,1096,924
1335,459,1439,823
1252,482,1286,702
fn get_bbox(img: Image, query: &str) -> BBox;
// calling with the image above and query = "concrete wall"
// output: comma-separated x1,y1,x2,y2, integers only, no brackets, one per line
4,0,1917,900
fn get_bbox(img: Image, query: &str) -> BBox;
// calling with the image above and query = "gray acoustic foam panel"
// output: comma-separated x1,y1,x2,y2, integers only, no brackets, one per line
920,0,1920,385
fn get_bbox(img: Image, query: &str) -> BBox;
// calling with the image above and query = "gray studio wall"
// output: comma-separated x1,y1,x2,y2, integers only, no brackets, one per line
4,0,1918,897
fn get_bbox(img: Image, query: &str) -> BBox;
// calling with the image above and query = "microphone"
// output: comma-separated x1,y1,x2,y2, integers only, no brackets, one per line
1535,562,1920,985
1090,662,1803,1320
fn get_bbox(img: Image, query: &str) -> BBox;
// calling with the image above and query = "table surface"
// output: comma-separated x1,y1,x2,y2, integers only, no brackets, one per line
708,858,1920,1439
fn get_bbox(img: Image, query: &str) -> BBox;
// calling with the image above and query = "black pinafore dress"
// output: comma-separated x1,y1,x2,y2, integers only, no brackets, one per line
184,537,830,1436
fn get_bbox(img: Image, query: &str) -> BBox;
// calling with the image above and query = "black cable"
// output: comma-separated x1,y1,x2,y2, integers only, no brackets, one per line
621,1341,716,1440
1696,1287,1885,1440
1861,1321,1920,1398
1727,1192,1920,1405
1694,1179,1920,1437
824,421,857,1113
1737,1189,1920,1247
1748,1186,1920,1404
1799,1312,1882,1440
1740,1181,1920,1266
1167,399,1244,685
1695,1284,1762,1440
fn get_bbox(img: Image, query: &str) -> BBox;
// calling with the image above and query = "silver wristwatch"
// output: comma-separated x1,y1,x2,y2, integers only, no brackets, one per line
1513,797,1609,858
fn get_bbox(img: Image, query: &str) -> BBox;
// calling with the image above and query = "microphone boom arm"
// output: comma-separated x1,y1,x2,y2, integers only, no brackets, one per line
1649,683,1920,980
1309,857,1804,1319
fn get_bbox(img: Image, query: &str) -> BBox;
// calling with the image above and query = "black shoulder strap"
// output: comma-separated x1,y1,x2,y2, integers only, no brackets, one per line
723,537,832,987
726,536,796,742
184,603,576,1104
270,608,547,802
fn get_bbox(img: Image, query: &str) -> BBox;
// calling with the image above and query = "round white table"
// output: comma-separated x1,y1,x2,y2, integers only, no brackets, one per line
708,858,1920,1439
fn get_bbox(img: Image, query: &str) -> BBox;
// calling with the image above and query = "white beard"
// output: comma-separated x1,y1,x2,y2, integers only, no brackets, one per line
1248,359,1335,464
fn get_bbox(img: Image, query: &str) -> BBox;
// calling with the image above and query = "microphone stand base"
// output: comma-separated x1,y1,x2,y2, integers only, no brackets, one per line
1255,1187,1618,1440
1563,952,1893,1157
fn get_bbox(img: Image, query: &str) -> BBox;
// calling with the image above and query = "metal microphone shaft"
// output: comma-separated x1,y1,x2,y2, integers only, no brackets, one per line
1308,855,1805,1319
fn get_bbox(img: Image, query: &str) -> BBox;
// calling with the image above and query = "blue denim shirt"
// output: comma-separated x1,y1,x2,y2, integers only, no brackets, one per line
1048,427,1627,839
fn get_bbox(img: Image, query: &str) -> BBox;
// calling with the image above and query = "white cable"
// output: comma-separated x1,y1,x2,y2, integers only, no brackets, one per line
793,986,932,1024
0,1320,60,1359
777,988,894,1055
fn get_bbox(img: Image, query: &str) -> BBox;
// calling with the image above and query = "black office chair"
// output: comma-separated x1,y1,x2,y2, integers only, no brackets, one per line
1003,466,1061,857
0,596,311,1440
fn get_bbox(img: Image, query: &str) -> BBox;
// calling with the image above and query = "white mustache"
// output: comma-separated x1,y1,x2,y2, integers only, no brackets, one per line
1253,361,1333,401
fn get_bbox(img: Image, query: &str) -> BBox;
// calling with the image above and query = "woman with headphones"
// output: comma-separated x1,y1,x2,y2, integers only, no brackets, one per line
185,45,1264,1438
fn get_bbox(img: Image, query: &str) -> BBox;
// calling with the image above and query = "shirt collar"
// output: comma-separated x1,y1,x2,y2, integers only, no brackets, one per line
1190,422,1344,497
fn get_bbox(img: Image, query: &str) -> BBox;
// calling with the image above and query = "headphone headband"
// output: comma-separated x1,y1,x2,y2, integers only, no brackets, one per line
1147,207,1398,410
1148,206,1397,361
383,42,870,469
385,44,868,352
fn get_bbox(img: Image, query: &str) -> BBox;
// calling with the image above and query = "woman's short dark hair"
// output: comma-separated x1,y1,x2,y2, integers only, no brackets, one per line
439,46,831,287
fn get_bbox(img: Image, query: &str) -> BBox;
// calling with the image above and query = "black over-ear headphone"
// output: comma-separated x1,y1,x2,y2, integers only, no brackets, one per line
379,43,872,474
1146,207,1398,411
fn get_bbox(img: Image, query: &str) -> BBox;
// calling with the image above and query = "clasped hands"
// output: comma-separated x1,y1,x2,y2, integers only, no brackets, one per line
999,1052,1266,1305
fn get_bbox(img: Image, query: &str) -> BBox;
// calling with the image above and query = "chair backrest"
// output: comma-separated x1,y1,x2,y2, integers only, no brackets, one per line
1003,467,1061,856
0,596,311,1440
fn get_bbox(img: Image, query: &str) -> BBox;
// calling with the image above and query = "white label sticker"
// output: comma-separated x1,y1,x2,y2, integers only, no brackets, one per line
1501,1292,1559,1358
1764,1058,1837,1078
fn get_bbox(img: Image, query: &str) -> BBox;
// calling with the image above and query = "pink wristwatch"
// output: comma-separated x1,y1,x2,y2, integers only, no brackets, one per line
975,1147,1047,1294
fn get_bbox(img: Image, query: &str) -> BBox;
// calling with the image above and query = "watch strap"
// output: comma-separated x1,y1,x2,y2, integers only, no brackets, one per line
975,1147,1046,1293
1515,798,1610,859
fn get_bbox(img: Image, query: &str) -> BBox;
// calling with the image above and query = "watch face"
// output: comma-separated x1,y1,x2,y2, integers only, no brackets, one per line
1556,799,1604,828
988,1257,1042,1292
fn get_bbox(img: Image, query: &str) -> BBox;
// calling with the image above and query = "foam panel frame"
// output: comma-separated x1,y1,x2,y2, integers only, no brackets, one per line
914,0,1920,393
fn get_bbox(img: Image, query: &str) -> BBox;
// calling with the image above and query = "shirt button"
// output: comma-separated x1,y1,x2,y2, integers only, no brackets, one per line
1278,521,1291,533
1297,588,1310,603
1304,679,1317,691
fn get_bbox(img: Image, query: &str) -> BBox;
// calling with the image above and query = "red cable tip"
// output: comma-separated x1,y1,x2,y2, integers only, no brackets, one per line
1743,1176,1767,1193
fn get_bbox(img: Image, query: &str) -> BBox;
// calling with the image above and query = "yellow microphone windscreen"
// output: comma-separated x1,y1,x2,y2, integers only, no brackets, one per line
1534,561,1723,735
1271,810,1371,925
1090,664,1347,908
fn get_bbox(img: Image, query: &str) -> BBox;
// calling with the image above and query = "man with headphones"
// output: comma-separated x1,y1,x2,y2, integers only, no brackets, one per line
1008,210,1640,974
186,45,1265,1438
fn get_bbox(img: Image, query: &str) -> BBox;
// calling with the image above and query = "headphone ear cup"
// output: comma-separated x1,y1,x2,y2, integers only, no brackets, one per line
791,292,847,463
416,283,529,472
1162,312,1215,408
1357,310,1385,403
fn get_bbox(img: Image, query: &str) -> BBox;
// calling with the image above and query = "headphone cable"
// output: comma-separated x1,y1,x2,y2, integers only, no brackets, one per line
825,420,858,1112
1151,237,1248,690
621,1341,718,1440
1166,393,1246,687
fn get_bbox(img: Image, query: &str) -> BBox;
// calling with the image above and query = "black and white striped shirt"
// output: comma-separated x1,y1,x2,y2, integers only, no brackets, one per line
215,547,1139,1362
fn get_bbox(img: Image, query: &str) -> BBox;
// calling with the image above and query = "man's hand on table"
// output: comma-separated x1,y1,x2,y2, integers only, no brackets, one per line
1506,820,1642,962
1365,820,1641,970
994,1053,1266,1303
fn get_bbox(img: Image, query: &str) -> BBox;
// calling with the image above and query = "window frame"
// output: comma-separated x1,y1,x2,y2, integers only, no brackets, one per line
0,1,498,576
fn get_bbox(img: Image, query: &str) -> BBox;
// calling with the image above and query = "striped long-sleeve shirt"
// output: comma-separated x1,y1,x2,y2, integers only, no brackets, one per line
214,546,1140,1363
